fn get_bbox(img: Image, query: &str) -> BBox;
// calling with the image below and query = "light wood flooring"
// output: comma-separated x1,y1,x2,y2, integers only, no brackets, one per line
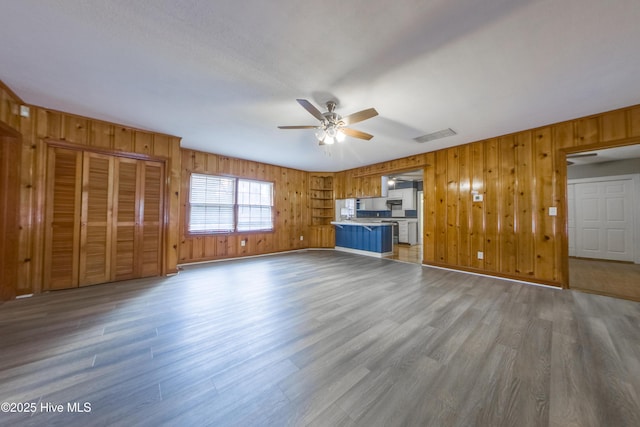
1,250,640,426
570,257,640,301
385,243,422,264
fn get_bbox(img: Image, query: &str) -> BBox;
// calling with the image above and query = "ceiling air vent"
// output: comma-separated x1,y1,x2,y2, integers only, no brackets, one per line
413,128,456,143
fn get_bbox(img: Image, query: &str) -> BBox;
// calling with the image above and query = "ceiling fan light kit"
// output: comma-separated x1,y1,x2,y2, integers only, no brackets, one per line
279,98,378,145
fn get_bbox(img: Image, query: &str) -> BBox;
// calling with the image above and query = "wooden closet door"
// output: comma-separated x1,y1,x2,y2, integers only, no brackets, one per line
0,135,21,300
138,161,164,277
44,147,83,290
111,157,139,281
79,152,114,286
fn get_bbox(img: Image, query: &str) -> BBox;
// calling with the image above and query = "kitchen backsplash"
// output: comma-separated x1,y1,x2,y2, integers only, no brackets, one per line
357,210,418,218
356,210,392,218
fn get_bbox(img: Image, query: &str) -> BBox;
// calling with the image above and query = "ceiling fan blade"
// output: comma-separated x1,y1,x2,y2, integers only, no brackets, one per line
341,108,378,126
342,127,374,140
278,125,319,129
566,152,597,159
296,99,325,121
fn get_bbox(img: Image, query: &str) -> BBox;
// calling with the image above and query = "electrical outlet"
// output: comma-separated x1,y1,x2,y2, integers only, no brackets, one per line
300,235,304,241
477,251,484,260
548,207,557,216
240,240,246,247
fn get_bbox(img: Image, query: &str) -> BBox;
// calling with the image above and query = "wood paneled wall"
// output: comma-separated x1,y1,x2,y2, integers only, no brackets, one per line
421,105,640,287
334,105,640,287
179,149,309,263
1,83,24,300
0,97,181,297
0,131,22,300
334,155,428,199
4,77,640,292
0,81,22,133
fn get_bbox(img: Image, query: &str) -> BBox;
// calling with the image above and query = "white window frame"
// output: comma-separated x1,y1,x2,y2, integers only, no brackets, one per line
188,173,274,234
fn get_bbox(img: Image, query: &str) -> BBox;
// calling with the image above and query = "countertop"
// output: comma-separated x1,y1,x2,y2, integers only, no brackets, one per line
330,220,394,226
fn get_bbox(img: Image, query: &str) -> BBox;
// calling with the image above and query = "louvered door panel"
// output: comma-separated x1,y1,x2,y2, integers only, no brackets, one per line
44,147,82,290
139,161,164,277
45,147,163,289
112,158,139,281
79,152,114,286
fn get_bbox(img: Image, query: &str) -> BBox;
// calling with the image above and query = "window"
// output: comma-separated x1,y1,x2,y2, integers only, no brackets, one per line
188,173,274,233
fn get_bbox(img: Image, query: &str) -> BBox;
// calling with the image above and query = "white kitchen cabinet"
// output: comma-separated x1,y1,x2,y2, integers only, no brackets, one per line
387,188,416,210
407,221,417,245
387,189,403,199
398,220,418,245
372,197,388,210
402,188,417,210
398,221,408,243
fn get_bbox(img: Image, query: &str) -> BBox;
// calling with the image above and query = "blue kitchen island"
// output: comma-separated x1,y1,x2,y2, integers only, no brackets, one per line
331,221,394,258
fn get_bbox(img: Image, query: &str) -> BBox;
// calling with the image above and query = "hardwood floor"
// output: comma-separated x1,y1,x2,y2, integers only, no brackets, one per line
1,250,640,426
385,243,422,264
570,257,640,301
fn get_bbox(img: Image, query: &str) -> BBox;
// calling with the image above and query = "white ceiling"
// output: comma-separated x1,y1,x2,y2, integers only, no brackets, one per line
2,0,640,172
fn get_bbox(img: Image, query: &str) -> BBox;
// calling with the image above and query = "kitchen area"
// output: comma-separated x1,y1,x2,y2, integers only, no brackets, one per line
331,170,423,264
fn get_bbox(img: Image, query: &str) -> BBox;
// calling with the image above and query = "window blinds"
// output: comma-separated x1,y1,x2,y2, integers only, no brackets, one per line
188,174,273,233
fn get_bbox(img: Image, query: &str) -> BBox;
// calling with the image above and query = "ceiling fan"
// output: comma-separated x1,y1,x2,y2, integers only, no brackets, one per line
566,152,597,165
278,99,378,145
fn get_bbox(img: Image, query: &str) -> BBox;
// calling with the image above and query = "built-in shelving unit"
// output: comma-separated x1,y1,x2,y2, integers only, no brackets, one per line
309,175,334,226
309,174,335,248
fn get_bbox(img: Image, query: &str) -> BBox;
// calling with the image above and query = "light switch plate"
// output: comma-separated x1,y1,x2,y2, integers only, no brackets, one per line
473,194,483,202
549,207,557,216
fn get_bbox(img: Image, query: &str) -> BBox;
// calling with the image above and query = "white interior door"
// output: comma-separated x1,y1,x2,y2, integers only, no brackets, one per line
574,179,634,261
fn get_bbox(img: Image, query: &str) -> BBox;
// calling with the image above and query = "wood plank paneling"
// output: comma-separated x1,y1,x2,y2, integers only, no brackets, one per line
515,131,534,277
446,148,459,265
435,150,447,263
0,81,23,131
470,142,484,270
4,77,640,292
179,149,310,264
601,110,627,141
483,138,499,272
423,152,436,263
3,100,180,297
498,136,517,275
421,105,640,287
629,107,640,137
458,145,470,267
0,133,21,301
534,128,556,282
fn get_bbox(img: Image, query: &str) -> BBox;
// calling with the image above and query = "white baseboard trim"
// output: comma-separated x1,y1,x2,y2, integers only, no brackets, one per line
421,263,561,290
334,246,393,258
178,249,313,267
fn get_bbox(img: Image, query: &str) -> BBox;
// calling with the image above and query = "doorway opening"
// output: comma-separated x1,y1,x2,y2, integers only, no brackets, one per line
382,169,424,264
565,143,640,301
